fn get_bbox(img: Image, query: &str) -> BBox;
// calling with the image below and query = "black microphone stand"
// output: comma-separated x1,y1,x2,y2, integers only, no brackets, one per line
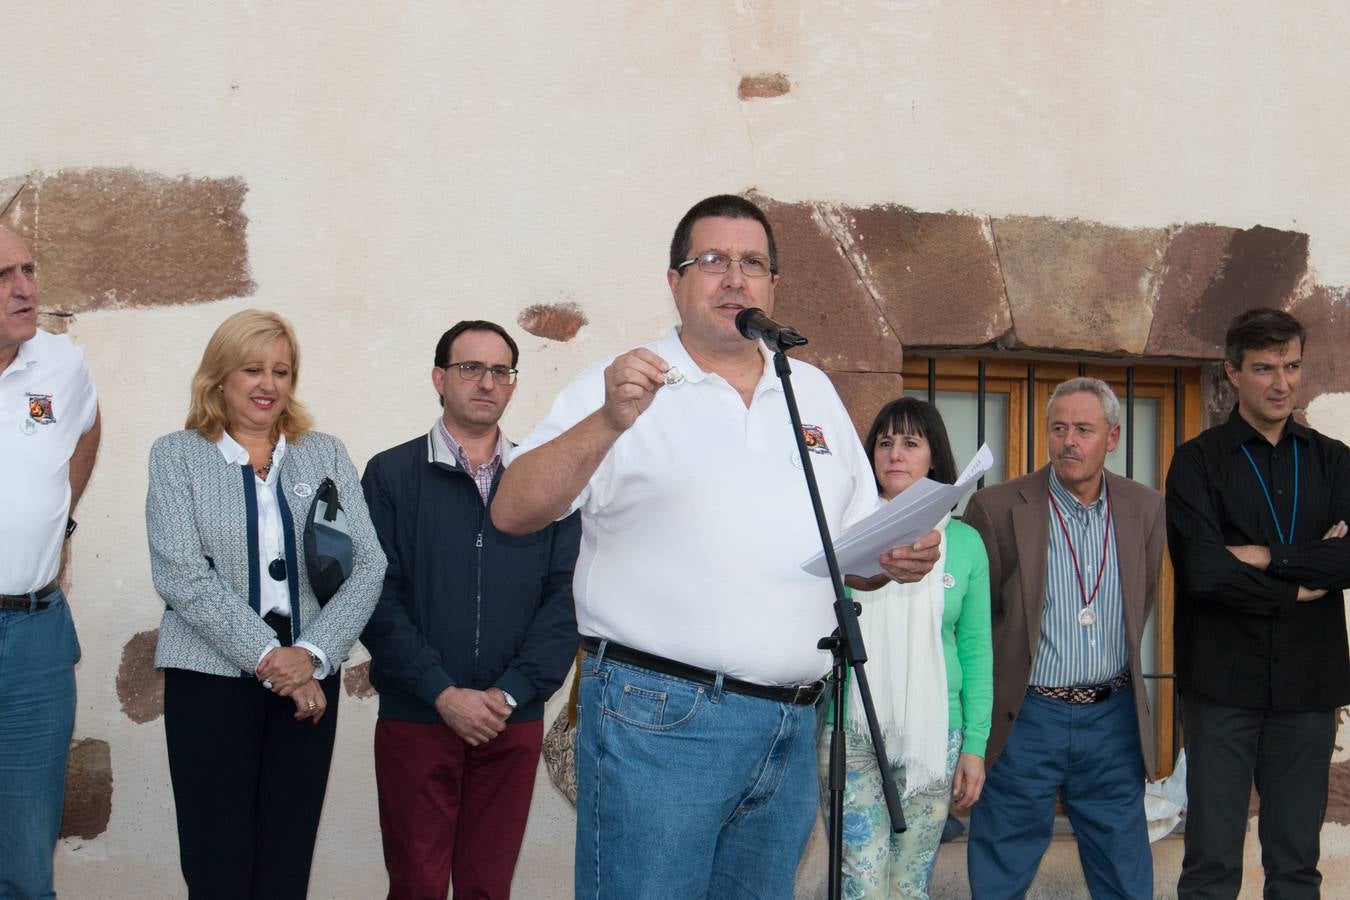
755,324,906,900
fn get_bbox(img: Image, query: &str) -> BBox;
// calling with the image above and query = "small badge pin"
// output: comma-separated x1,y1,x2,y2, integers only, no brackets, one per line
801,424,832,455
662,366,685,386
293,482,313,498
20,418,36,435
942,573,956,589
25,393,56,425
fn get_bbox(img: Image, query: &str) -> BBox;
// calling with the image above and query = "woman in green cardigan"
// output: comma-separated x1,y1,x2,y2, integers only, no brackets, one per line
835,398,993,899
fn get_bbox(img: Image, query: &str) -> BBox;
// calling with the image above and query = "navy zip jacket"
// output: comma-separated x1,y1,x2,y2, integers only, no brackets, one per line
359,430,580,724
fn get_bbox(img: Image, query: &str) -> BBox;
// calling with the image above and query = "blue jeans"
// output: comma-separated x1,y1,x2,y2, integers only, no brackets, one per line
967,686,1150,900
575,646,820,899
0,590,79,900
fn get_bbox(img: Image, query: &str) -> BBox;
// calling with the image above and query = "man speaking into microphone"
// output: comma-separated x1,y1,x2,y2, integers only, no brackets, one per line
493,194,940,899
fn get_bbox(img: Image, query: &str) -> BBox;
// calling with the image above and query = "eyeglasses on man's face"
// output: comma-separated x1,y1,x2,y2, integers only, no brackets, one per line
444,361,519,385
675,250,774,278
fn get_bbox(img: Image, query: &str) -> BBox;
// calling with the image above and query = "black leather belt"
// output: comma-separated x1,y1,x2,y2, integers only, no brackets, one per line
581,635,824,706
0,580,60,612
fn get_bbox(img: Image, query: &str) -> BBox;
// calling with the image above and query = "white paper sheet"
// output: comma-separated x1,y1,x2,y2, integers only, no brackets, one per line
800,443,995,578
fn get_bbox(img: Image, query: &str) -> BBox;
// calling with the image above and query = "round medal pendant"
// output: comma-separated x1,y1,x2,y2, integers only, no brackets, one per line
1078,606,1097,627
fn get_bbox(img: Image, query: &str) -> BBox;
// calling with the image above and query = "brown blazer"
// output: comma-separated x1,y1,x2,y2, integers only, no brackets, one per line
963,466,1166,773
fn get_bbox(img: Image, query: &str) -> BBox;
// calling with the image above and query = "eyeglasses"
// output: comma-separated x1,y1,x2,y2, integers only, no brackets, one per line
675,251,774,278
444,361,519,385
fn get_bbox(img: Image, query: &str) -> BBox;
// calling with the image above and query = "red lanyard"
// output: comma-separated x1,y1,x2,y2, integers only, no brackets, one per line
1048,480,1112,611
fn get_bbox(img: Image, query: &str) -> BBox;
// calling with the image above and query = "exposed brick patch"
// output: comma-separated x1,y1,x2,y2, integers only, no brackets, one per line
1146,224,1235,358
827,372,907,444
518,303,587,342
1147,224,1309,359
343,660,377,699
1331,745,1350,825
1288,284,1350,408
1188,226,1308,345
60,738,112,839
38,315,70,335
992,216,1167,355
836,205,1010,348
738,73,792,100
756,196,903,374
0,175,27,215
117,629,164,724
1,167,253,313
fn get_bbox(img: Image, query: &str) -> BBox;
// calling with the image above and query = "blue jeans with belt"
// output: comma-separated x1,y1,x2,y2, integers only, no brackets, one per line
967,685,1150,900
0,589,79,900
574,645,821,899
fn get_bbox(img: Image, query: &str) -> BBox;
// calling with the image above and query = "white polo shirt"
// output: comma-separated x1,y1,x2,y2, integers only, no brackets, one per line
516,327,877,686
0,330,98,594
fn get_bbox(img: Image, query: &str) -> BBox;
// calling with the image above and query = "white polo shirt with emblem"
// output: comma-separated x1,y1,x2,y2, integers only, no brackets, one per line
0,329,98,594
516,326,877,686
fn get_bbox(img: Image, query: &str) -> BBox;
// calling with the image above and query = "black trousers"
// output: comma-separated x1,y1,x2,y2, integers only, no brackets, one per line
164,667,340,900
1178,690,1335,900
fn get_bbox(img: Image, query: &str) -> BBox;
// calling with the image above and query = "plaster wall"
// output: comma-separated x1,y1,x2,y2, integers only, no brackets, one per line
5,2,1350,897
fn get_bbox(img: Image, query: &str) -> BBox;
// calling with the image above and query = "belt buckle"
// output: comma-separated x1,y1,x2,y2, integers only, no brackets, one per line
792,682,817,705
1092,684,1112,703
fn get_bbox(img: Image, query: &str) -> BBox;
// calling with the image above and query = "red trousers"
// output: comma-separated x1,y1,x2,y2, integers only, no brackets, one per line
374,717,543,900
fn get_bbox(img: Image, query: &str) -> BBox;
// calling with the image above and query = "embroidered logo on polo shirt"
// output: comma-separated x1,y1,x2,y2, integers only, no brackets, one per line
26,393,56,425
801,424,831,455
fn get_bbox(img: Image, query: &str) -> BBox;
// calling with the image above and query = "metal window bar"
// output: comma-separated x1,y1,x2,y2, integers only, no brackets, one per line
977,361,987,489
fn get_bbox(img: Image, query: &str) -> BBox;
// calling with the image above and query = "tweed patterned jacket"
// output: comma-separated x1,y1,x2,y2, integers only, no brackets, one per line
147,428,385,677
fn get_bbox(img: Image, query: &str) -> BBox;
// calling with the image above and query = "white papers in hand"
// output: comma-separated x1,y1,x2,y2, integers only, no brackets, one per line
800,443,995,579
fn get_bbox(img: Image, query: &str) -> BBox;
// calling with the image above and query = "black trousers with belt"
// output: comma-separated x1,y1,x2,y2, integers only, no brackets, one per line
164,666,341,900
1178,690,1336,900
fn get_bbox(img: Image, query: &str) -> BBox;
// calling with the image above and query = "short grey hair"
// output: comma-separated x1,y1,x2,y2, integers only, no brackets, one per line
1047,377,1120,429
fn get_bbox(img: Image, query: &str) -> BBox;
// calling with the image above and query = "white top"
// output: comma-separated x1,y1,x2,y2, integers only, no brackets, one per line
516,327,877,685
0,330,98,594
214,432,331,677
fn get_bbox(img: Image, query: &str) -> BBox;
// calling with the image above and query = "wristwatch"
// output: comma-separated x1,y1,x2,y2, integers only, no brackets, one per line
305,650,323,675
501,690,518,710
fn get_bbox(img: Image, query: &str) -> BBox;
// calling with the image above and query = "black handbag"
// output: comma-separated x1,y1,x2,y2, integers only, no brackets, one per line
304,477,352,605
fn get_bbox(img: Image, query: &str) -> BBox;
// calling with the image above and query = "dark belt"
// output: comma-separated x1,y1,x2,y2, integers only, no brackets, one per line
0,580,60,612
1030,671,1130,705
581,635,824,706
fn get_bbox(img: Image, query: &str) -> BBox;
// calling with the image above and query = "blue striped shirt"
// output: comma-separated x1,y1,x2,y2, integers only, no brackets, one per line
1029,469,1129,688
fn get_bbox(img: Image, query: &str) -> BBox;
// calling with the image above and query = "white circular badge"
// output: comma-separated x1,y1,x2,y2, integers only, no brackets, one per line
293,482,313,498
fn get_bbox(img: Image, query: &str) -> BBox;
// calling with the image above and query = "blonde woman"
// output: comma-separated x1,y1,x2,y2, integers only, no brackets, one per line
146,309,384,899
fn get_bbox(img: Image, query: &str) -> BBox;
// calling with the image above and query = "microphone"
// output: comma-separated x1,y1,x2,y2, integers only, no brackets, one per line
735,308,809,351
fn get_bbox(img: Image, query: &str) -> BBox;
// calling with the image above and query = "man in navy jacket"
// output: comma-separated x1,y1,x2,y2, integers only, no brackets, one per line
361,320,580,900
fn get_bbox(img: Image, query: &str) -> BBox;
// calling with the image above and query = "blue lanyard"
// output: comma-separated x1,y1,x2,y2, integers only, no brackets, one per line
1240,439,1299,544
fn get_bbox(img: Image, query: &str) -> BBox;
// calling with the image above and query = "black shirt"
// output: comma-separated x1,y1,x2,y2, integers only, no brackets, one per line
1167,408,1350,710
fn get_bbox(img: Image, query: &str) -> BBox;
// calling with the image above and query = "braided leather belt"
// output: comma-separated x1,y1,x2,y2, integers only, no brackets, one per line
1030,671,1130,705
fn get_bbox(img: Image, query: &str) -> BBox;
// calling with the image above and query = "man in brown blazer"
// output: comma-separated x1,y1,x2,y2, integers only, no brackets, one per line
963,377,1165,900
